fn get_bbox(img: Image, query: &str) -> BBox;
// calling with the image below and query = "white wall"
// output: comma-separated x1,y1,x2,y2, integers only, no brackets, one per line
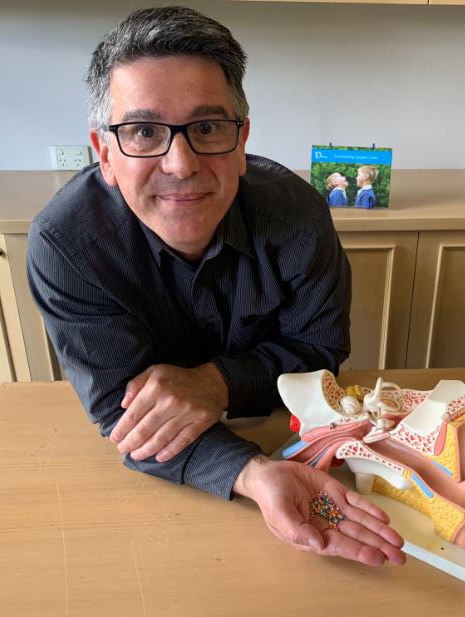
1,0,465,170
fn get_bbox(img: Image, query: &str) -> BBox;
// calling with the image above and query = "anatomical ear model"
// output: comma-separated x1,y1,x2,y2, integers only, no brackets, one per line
277,370,465,548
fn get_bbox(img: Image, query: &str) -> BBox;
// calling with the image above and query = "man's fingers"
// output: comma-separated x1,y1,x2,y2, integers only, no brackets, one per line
277,522,325,552
110,393,155,443
337,519,406,565
120,391,134,409
316,489,406,565
126,419,209,462
120,367,153,408
318,530,388,566
129,423,204,462
318,523,406,566
154,426,198,462
115,409,165,453
262,499,325,551
345,489,391,524
343,492,404,549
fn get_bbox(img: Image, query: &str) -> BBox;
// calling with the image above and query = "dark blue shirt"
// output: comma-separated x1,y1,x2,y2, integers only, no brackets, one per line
355,187,377,209
27,155,351,498
328,188,348,207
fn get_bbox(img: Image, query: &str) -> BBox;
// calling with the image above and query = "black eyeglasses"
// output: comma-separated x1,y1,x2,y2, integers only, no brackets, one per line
103,119,244,158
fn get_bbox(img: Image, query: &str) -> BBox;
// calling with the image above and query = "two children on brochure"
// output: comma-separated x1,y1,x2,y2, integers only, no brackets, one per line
326,165,379,208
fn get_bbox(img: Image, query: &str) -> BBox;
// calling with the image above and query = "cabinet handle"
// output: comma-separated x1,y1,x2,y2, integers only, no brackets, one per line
0,249,5,257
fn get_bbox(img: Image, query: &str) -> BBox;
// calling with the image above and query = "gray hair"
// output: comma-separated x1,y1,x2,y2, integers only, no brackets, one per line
85,6,249,136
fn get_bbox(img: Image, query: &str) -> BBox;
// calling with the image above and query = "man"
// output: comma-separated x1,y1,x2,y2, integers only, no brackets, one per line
27,6,405,566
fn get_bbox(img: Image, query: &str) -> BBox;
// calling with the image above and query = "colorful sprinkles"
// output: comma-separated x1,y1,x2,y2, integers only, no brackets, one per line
309,491,346,530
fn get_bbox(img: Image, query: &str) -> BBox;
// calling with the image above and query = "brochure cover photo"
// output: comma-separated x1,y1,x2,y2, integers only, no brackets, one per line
310,146,393,208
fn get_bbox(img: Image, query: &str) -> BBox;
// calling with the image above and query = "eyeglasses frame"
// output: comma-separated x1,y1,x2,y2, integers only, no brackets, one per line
103,119,245,158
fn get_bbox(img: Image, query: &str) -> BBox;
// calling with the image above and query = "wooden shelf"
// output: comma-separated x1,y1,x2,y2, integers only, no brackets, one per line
2,169,465,234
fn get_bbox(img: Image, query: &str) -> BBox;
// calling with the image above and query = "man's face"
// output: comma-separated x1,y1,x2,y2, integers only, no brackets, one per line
91,55,249,261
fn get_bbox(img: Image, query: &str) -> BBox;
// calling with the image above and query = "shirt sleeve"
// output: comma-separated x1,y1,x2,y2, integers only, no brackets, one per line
214,205,351,419
26,220,262,499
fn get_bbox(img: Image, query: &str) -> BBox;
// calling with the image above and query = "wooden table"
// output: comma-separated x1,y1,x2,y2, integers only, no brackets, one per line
1,369,465,616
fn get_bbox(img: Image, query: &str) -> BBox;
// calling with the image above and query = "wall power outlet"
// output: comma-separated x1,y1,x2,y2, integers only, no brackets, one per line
50,145,91,170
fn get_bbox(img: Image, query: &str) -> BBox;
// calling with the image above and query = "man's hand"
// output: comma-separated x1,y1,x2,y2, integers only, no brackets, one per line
234,456,406,567
109,363,229,462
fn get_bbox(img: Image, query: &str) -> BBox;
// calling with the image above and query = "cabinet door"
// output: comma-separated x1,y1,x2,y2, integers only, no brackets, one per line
0,234,30,381
338,231,417,370
407,230,465,368
0,303,15,382
0,234,60,381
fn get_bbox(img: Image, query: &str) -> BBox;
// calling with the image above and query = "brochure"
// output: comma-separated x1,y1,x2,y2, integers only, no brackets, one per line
310,145,393,208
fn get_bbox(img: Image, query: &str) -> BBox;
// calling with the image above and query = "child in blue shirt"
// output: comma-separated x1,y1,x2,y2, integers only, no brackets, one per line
325,172,348,207
355,166,378,208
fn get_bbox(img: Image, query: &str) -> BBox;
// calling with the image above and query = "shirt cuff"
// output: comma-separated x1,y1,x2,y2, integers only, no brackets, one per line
122,422,262,500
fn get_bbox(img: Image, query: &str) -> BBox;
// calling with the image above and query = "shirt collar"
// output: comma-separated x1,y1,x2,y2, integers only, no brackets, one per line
221,196,256,258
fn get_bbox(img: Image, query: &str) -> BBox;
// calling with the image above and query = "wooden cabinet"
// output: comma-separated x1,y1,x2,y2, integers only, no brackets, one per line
338,231,417,371
338,229,465,370
0,235,27,382
407,230,465,368
0,232,60,381
0,169,464,382
0,171,73,382
327,170,465,370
